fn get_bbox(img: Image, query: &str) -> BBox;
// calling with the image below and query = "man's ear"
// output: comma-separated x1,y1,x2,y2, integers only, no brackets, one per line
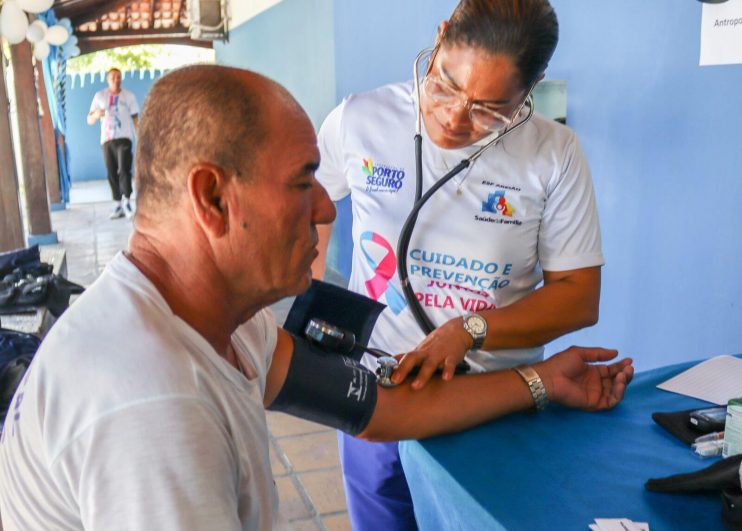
186,163,230,238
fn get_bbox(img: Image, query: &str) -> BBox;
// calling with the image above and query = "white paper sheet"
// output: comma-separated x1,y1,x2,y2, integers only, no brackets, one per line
593,518,643,531
700,0,742,66
657,355,742,405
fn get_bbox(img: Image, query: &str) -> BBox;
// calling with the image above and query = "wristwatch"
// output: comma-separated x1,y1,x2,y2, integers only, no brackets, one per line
462,313,487,350
513,365,549,411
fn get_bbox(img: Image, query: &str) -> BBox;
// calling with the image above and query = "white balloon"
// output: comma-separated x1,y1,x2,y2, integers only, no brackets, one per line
33,39,49,60
17,0,54,15
46,24,68,45
68,45,80,57
1,0,29,45
25,18,47,43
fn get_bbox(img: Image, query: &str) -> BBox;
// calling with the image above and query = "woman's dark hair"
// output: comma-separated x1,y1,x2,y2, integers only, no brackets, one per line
441,0,559,89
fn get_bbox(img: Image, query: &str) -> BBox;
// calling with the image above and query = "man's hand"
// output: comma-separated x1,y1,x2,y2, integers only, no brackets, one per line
87,108,106,126
534,346,633,411
392,318,471,389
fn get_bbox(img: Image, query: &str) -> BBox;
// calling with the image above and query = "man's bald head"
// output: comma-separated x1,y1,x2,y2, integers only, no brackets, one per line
134,65,299,214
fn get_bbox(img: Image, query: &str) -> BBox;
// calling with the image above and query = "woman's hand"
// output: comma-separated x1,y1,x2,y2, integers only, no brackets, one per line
391,317,473,390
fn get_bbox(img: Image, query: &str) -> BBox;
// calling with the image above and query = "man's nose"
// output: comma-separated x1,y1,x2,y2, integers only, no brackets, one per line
312,181,336,225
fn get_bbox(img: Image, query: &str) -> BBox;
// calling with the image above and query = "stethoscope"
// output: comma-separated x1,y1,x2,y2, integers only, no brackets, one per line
396,47,537,335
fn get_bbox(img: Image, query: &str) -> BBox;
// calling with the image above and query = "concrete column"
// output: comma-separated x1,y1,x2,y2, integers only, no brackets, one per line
0,55,25,252
10,41,57,245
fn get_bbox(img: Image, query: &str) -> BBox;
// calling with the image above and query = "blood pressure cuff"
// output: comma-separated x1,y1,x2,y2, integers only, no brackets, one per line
267,333,377,436
284,280,385,362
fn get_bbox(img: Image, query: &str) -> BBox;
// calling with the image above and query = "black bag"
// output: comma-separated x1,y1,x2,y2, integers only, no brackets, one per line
652,408,705,445
0,328,40,425
0,245,40,277
0,271,84,318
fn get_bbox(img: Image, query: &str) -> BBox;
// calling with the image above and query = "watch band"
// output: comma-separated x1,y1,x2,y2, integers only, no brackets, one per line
513,365,549,411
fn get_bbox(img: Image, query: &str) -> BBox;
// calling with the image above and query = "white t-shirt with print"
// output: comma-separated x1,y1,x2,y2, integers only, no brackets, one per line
89,88,140,144
0,253,280,531
316,82,603,371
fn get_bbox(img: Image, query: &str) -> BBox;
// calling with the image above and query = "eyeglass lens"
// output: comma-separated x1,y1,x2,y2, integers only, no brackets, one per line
423,75,511,131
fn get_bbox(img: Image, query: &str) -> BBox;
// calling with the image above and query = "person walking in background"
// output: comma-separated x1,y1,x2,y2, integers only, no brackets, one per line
87,67,140,219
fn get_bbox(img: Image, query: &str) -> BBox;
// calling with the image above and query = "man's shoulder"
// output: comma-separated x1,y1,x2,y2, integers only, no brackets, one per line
120,88,139,102
33,259,199,400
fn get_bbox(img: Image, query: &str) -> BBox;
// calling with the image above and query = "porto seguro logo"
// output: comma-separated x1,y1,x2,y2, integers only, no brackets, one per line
482,190,515,217
363,157,406,193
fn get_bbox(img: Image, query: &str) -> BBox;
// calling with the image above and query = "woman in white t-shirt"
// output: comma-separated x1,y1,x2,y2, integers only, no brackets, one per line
313,1,603,529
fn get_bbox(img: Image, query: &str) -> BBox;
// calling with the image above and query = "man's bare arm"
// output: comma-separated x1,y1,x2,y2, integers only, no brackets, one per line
265,329,633,441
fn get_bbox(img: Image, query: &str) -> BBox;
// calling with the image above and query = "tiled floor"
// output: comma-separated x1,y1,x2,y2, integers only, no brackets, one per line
50,181,351,531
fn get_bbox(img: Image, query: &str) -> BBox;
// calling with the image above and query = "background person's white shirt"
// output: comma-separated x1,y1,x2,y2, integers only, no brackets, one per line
0,253,280,530
89,88,140,144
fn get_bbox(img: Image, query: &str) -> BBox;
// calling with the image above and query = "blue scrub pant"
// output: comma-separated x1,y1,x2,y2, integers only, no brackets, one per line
339,432,418,530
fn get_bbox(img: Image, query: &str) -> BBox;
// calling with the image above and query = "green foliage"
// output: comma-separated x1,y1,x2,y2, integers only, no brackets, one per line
67,44,214,74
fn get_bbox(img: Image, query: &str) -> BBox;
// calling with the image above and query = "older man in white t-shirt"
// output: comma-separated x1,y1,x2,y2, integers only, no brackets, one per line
87,67,140,219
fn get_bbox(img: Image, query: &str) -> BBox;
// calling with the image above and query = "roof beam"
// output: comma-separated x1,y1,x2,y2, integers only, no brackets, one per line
79,35,212,55
77,26,191,40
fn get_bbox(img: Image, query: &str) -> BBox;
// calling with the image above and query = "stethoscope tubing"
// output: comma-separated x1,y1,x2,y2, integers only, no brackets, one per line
397,48,536,335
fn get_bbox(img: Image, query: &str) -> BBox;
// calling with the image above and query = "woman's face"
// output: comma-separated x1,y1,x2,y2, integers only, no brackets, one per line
420,43,527,150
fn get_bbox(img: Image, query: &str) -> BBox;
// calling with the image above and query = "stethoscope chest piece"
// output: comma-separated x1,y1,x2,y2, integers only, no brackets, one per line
375,356,400,388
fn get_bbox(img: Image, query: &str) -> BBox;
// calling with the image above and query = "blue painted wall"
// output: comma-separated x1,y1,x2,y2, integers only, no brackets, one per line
214,0,340,269
65,70,163,182
216,0,742,370
214,0,336,130
329,1,457,279
544,0,742,369
332,0,454,101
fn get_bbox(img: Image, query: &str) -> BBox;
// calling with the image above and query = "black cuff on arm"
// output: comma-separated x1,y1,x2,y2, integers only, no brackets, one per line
267,333,377,436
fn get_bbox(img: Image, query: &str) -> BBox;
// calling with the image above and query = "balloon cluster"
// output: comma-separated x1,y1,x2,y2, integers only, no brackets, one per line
0,0,80,60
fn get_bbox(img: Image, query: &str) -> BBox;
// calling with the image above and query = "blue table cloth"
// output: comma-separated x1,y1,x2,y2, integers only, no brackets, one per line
400,358,738,531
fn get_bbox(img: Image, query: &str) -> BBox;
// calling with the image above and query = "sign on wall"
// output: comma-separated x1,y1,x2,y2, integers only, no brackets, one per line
700,0,742,66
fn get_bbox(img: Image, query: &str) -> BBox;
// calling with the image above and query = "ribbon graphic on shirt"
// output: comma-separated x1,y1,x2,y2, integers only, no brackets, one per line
359,231,407,315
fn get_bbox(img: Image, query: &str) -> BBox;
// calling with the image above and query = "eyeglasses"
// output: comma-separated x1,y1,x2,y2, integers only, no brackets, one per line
423,72,518,132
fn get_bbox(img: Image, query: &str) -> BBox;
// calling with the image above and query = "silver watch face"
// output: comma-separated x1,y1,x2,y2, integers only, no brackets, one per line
466,315,487,335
